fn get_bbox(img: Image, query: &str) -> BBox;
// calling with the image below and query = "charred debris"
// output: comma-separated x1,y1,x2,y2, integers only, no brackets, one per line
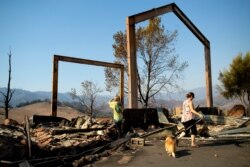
1,106,250,167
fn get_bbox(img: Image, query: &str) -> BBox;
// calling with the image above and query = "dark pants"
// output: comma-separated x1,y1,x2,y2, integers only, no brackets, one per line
115,121,123,138
182,119,198,136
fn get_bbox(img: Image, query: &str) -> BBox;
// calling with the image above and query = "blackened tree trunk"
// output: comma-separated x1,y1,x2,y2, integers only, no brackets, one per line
0,50,15,119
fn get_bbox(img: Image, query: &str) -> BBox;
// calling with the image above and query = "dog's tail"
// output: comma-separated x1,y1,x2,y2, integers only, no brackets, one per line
172,152,176,158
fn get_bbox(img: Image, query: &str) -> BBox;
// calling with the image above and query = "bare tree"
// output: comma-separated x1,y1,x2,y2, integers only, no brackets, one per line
105,17,188,107
70,80,103,124
0,50,15,118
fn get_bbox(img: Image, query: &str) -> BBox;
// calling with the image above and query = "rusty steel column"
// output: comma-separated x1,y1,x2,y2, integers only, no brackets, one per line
126,17,138,108
51,56,59,117
205,44,213,107
51,55,125,115
125,3,214,108
120,66,125,107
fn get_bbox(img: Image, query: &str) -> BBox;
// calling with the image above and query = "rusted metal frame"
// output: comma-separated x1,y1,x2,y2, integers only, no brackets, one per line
126,3,213,108
128,3,210,48
126,4,174,109
51,55,124,117
120,66,124,106
172,5,213,107
126,19,137,108
205,46,213,107
54,54,124,69
172,5,209,47
127,3,175,25
52,56,59,117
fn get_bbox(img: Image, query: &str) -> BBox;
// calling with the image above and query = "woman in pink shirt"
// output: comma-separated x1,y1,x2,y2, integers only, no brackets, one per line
178,92,204,147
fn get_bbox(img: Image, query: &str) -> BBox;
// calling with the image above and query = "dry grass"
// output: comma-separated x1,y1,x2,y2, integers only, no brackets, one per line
0,102,85,124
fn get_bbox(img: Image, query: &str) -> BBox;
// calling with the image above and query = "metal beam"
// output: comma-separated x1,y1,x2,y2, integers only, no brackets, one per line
127,3,175,25
51,55,124,116
205,45,213,107
51,56,58,117
126,19,137,108
54,55,124,69
126,3,213,108
127,2,209,48
172,4,209,48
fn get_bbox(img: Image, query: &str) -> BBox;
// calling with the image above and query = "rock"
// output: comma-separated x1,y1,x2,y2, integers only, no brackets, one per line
228,104,245,118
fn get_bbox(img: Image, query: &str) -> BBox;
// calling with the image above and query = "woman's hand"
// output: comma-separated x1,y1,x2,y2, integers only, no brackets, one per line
199,113,205,119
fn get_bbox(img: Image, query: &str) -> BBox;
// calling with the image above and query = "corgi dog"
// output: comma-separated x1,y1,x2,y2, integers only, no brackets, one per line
165,136,176,158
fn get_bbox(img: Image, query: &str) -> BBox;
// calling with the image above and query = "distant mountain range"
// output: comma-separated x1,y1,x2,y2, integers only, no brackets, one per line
0,88,73,107
0,87,240,110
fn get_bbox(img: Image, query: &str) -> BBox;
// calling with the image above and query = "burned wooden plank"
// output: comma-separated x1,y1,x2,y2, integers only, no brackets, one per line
109,133,138,149
140,125,177,139
15,133,136,166
51,127,106,135
32,115,70,125
25,115,32,158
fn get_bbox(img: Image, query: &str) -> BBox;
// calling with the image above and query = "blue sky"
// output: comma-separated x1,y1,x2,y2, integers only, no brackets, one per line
0,0,249,95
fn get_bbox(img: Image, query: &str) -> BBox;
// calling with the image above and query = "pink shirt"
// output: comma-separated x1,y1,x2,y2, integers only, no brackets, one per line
181,99,194,122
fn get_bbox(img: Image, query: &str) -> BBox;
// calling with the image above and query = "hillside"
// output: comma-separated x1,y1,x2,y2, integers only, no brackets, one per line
0,102,86,124
0,87,242,113
0,88,74,107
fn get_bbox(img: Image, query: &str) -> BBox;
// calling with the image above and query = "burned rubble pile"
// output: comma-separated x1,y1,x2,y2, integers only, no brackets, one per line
173,106,250,141
199,115,250,140
0,115,123,167
0,108,173,167
0,106,250,167
30,115,113,151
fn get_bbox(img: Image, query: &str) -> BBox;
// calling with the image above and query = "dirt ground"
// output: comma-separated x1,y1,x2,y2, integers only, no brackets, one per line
0,102,85,124
93,138,250,167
